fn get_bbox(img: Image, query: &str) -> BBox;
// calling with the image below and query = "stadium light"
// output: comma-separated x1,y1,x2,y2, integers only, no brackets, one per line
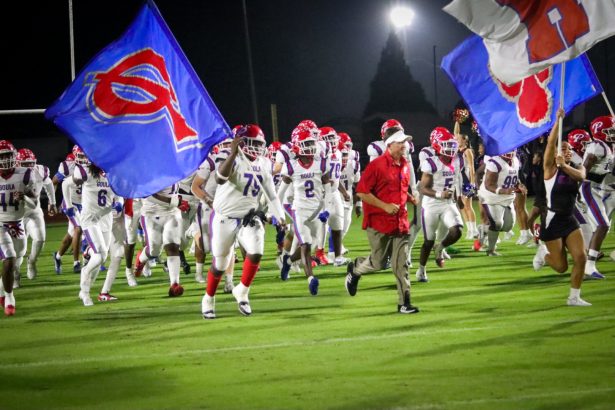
390,6,415,29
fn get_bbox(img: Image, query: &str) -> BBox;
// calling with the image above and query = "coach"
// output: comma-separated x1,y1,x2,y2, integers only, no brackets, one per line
344,128,419,314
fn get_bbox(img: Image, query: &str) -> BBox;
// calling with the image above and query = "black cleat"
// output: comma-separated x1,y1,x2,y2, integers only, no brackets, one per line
345,262,360,296
398,304,420,314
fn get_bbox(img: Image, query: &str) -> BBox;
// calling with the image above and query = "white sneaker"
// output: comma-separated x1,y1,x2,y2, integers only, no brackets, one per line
341,246,349,255
195,272,206,284
79,291,94,307
290,260,301,273
202,295,215,319
415,268,428,283
334,257,350,267
503,230,515,241
516,232,531,245
223,278,234,294
327,252,336,262
567,297,592,306
533,245,547,271
442,249,451,260
126,271,138,287
27,262,37,280
232,286,252,316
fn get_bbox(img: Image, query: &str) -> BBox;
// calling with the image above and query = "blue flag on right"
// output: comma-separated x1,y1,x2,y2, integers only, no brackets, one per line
441,35,603,156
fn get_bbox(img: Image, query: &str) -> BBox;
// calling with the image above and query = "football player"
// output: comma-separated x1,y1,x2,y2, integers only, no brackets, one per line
15,148,56,280
567,129,593,247
416,127,464,282
580,116,614,279
277,127,331,295
202,125,285,319
52,147,84,274
64,152,123,306
338,135,361,251
478,149,525,257
0,140,36,316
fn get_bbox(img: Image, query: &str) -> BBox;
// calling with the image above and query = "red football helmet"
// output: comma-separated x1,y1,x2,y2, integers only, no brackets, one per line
0,140,16,171
292,128,318,157
501,150,516,162
267,141,283,160
567,129,591,154
298,119,318,129
338,132,353,150
236,124,266,159
65,153,75,162
380,119,404,139
16,148,36,168
430,127,458,157
590,116,615,142
319,126,339,149
72,145,90,165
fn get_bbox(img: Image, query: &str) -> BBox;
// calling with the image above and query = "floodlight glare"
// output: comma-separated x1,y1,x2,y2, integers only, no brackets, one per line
390,6,415,29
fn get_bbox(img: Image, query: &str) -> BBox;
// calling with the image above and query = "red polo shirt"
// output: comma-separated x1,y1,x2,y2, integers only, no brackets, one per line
357,150,411,235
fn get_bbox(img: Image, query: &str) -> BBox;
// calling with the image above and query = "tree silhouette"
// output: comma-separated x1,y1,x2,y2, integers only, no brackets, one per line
364,31,435,117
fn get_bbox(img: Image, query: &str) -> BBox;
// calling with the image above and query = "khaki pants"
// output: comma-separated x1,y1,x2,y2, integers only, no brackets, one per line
355,228,411,305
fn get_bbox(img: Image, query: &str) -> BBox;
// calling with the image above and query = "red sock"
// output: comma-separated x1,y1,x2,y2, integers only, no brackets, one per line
241,258,260,287
206,270,222,297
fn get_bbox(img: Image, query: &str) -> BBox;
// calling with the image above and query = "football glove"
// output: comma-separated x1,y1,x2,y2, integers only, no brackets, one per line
462,183,477,198
112,202,123,214
64,207,75,218
318,210,330,223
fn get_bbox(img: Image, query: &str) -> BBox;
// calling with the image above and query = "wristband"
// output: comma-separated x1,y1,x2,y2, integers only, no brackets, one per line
496,188,502,195
435,191,442,199
216,170,229,181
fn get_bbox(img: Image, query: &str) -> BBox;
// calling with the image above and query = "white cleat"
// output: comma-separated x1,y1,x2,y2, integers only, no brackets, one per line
442,249,451,260
567,297,592,307
79,291,94,307
201,295,216,319
333,257,350,267
516,232,532,246
232,286,252,316
195,272,206,284
27,262,37,280
142,263,152,278
415,268,428,283
126,271,138,287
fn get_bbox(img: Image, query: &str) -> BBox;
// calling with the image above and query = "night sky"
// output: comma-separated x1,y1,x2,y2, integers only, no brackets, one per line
1,1,470,143
1,0,613,163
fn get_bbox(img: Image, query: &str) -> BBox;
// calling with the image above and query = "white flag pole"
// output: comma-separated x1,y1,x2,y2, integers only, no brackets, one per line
602,92,615,117
557,62,566,155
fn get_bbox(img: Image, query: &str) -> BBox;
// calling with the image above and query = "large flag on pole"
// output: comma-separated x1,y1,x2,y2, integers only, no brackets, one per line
443,0,615,85
441,35,602,156
45,0,229,198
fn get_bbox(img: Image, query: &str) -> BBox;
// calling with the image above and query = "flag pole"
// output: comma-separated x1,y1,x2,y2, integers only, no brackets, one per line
601,92,615,117
557,62,566,154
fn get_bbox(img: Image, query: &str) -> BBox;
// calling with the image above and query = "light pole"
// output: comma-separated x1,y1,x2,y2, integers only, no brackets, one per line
241,0,259,124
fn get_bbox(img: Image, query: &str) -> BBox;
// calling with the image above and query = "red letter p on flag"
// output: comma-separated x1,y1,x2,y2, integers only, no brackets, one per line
497,0,590,63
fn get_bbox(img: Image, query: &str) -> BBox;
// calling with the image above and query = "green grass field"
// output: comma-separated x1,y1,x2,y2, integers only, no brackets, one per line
1,207,614,410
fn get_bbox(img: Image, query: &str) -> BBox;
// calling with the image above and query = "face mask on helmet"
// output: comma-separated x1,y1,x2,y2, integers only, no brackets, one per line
295,138,317,157
319,127,339,149
341,150,349,167
0,140,17,171
567,129,591,154
16,149,37,168
430,127,458,157
236,125,266,159
591,116,615,142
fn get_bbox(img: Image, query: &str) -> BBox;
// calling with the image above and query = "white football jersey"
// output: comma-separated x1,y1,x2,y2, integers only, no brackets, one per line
340,156,361,206
73,164,116,227
282,155,329,212
143,183,181,215
195,154,219,199
0,167,34,222
570,150,583,168
584,139,613,177
479,156,520,206
213,154,277,218
25,164,54,212
420,155,463,207
57,160,82,205
328,149,343,191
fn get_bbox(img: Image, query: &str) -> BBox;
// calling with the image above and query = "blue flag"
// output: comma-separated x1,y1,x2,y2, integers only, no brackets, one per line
45,1,230,197
441,35,602,156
